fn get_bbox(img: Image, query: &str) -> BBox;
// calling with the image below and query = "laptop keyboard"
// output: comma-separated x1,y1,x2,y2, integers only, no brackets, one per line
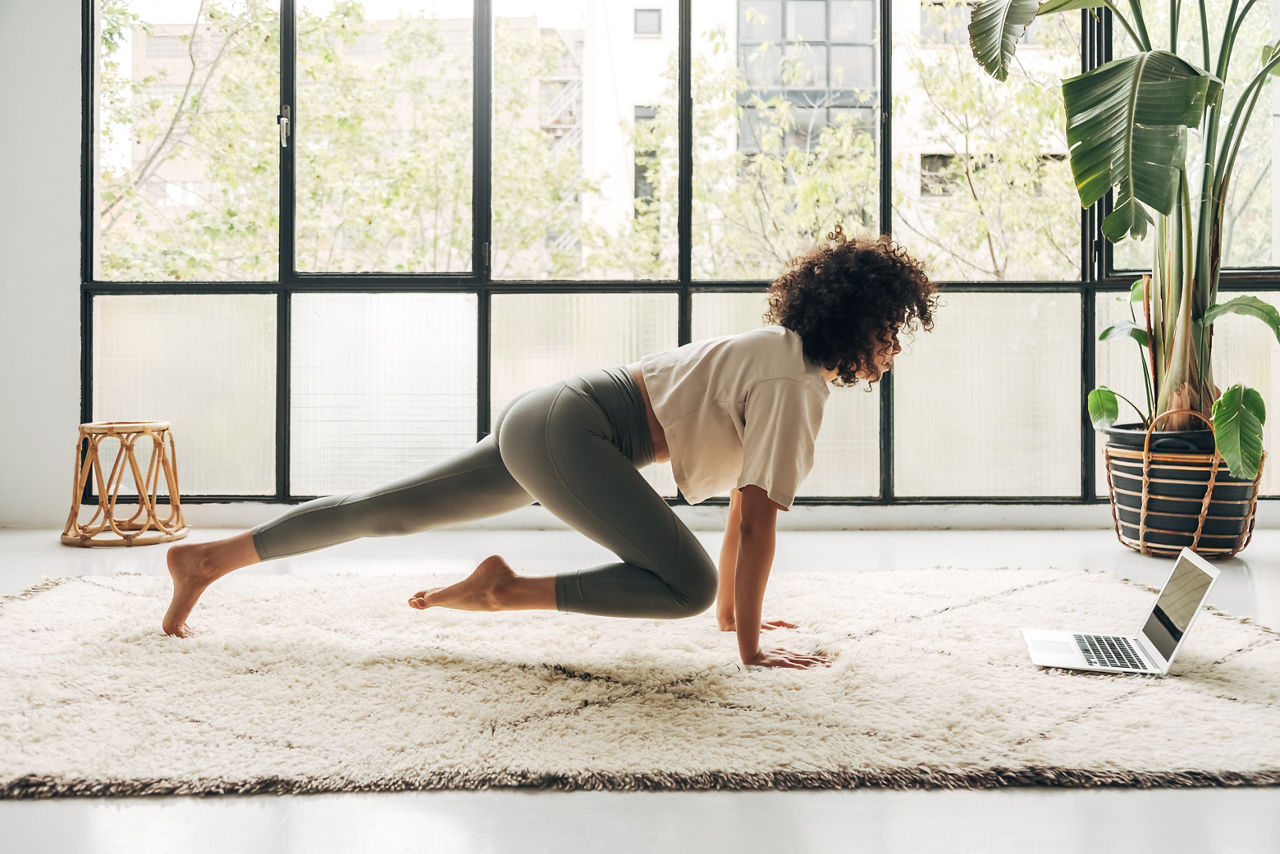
1073,634,1149,671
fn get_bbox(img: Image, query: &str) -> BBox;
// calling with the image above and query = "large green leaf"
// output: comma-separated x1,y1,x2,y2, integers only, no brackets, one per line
1061,52,1220,242
1203,295,1280,344
968,0,1039,81
1088,387,1120,429
969,0,1105,81
1211,384,1267,480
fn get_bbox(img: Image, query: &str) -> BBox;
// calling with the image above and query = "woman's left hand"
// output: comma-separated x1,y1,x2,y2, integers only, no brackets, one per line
718,619,798,632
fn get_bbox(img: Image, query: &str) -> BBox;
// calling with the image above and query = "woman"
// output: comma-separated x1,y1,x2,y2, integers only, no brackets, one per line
164,226,937,670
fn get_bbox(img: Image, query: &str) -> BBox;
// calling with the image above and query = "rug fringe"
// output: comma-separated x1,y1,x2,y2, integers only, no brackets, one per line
4,767,1280,799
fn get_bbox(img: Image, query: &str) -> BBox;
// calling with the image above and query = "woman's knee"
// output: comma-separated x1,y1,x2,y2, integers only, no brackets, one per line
672,552,719,616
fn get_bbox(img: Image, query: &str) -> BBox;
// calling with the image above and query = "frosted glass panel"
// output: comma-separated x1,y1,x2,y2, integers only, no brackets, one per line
893,293,1081,496
1211,292,1279,495
490,293,678,495
93,295,276,496
1094,290,1279,497
1092,291,1150,496
692,291,879,497
291,294,477,495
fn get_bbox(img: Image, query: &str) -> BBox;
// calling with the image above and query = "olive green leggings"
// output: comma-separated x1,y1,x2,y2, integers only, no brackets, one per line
250,366,718,619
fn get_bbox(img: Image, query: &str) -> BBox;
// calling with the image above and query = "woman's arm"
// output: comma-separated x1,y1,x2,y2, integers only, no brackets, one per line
733,485,781,662
715,487,744,629
726,485,831,669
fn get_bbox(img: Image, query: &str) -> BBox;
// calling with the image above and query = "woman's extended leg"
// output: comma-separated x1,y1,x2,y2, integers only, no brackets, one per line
164,411,537,636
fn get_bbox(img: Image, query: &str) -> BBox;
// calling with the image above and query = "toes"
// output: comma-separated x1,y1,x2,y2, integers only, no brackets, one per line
408,587,441,609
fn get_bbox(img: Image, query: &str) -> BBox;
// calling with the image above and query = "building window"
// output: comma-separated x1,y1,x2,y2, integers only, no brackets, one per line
920,154,955,196
634,105,659,209
737,0,875,118
634,9,662,36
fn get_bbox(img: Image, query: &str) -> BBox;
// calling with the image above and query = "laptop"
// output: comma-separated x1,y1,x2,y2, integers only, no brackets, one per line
1023,547,1220,676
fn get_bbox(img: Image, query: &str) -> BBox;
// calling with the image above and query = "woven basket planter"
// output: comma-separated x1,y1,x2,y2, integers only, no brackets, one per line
1102,409,1265,559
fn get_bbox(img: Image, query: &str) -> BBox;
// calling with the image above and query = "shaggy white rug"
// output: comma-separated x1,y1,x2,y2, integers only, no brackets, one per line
2,566,1279,797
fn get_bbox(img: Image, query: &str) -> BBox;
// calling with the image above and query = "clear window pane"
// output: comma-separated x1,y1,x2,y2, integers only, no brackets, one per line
692,292,879,497
93,295,276,496
491,2,677,280
93,1,279,281
919,1,968,45
892,0,1080,281
490,294,678,495
290,294,477,495
893,293,1082,496
1111,0,1276,271
695,0,880,280
296,2,473,273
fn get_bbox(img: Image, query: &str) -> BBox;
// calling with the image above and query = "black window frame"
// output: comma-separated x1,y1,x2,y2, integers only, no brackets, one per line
80,1,1279,508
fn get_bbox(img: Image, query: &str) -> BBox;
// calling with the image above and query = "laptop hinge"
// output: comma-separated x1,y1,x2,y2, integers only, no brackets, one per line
1134,635,1165,673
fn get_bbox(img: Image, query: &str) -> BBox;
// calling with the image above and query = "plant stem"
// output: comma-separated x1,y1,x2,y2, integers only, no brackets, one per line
1216,48,1280,195
1198,0,1210,70
1103,1,1146,52
1124,0,1152,51
1113,389,1151,426
1215,0,1243,80
1225,0,1261,62
1128,285,1156,417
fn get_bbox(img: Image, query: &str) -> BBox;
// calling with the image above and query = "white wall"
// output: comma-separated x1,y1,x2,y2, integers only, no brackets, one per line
0,1,82,528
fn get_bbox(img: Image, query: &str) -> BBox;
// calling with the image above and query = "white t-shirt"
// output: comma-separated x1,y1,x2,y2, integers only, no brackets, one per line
637,325,830,509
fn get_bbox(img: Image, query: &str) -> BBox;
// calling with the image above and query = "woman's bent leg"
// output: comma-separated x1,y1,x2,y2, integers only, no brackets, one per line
496,380,718,620
252,434,533,560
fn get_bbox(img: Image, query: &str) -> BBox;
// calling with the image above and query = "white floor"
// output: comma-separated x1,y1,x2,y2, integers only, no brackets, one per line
2,524,1279,854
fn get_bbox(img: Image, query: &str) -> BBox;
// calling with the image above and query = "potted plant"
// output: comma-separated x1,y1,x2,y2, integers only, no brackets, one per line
967,0,1279,556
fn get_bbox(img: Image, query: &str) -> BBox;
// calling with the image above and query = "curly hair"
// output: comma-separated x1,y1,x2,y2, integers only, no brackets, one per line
762,225,939,388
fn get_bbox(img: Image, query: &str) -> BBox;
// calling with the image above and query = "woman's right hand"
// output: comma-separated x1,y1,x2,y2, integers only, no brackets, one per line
743,648,831,669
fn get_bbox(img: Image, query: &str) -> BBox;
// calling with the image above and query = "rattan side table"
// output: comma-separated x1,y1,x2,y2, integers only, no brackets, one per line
61,421,189,547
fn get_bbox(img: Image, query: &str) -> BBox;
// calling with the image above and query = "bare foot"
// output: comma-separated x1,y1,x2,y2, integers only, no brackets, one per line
408,555,517,612
164,542,218,637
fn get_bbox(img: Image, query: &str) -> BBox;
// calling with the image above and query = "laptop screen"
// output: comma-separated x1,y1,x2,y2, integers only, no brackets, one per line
1140,554,1214,661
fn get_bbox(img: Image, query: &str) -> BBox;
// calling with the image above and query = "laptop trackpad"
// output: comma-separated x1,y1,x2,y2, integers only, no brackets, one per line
1032,639,1075,655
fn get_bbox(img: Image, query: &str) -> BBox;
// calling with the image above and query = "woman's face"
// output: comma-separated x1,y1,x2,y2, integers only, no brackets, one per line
850,324,901,379
826,323,904,382
874,324,903,373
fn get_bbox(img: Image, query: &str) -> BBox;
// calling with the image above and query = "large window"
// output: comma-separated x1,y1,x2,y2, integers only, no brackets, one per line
86,0,1278,505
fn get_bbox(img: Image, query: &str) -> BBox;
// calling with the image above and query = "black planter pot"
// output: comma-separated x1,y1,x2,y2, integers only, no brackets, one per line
1101,422,1263,558
1102,422,1216,453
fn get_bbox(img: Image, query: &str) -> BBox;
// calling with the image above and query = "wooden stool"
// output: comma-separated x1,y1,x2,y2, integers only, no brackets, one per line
61,421,190,547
